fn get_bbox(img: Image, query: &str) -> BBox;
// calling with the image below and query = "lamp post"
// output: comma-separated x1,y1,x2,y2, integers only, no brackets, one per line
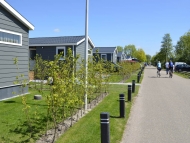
166,45,167,63
84,0,89,112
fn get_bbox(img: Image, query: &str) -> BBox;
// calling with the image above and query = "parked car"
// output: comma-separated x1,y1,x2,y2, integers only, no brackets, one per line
174,62,186,68
175,64,190,72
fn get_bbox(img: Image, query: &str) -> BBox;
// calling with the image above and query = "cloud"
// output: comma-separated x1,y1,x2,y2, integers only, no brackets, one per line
54,28,60,32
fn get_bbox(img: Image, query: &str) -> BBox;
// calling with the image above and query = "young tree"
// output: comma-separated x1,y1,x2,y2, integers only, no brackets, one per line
161,33,173,62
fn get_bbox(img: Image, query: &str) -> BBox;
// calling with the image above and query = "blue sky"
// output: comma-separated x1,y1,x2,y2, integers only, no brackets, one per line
6,0,190,56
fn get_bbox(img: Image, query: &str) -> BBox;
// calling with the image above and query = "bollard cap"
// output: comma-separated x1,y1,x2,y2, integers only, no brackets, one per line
128,84,132,87
100,112,109,119
119,94,125,100
119,93,125,97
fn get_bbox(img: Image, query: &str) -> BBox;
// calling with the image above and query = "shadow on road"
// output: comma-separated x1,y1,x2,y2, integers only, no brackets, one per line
148,76,170,78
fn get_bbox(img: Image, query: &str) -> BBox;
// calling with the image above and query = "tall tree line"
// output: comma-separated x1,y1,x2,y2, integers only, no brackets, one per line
151,31,190,66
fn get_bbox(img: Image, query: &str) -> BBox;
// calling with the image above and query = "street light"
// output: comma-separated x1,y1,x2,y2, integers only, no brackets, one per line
84,0,89,112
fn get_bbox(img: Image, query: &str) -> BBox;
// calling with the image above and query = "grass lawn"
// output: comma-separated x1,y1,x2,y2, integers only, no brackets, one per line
108,73,123,82
174,72,190,79
126,69,143,83
56,84,140,143
0,72,141,143
0,89,48,143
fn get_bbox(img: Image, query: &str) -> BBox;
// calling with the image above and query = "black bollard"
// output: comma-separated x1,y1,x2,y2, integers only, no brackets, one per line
119,94,125,118
139,71,141,76
100,112,110,143
128,85,132,102
137,73,140,83
132,80,135,93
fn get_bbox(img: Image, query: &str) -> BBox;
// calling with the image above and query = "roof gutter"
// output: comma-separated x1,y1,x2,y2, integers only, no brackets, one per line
0,0,34,30
29,43,78,46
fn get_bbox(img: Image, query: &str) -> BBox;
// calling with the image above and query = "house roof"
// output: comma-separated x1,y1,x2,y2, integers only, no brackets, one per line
93,47,117,53
0,0,34,30
117,52,123,57
29,36,95,48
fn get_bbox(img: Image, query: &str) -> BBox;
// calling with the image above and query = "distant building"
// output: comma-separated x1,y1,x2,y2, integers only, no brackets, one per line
117,51,126,62
93,47,118,63
29,36,95,70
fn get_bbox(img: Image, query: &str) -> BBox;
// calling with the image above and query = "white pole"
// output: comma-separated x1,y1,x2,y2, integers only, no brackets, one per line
84,0,89,112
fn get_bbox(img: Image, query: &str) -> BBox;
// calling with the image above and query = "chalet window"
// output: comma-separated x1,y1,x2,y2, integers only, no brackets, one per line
29,49,36,60
88,49,92,55
56,47,65,60
101,54,107,61
0,29,22,46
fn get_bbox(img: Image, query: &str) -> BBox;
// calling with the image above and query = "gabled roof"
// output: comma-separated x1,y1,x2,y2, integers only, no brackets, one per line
93,47,117,53
29,36,95,48
117,52,122,57
0,0,34,30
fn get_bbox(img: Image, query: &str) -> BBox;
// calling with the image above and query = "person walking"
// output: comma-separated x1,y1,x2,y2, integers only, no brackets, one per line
165,61,169,74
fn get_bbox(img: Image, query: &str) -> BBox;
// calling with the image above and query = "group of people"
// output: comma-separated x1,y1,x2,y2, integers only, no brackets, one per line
157,60,174,75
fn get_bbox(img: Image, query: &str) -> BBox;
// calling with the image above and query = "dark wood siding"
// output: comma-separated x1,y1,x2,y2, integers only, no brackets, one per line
107,53,111,61
35,45,74,61
0,5,29,98
36,46,56,61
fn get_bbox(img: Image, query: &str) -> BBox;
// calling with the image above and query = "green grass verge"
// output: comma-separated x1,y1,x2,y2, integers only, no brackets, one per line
56,84,140,143
174,72,190,79
108,73,123,82
126,69,143,83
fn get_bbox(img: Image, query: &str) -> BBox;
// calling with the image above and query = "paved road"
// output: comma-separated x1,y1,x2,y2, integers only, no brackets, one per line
121,66,190,143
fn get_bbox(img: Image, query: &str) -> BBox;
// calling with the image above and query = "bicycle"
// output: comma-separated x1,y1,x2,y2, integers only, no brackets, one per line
169,69,173,78
157,70,161,77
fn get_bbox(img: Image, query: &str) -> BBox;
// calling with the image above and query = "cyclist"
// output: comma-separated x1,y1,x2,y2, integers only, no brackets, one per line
165,61,169,74
169,60,174,73
157,61,161,75
168,60,174,77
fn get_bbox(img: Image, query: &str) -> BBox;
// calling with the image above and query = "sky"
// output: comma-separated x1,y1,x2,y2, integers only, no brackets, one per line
5,0,190,56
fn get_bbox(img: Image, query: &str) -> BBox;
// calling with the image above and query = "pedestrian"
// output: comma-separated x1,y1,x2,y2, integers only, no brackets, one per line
165,61,169,74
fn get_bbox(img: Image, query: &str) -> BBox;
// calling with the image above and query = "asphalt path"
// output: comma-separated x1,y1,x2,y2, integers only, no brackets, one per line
121,66,190,143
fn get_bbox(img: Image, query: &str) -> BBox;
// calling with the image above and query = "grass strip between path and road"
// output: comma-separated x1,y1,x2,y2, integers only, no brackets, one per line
126,69,143,83
56,84,140,143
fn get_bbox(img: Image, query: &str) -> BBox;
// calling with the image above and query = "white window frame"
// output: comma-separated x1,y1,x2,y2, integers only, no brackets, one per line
56,46,65,60
0,29,22,46
101,54,107,61
88,48,92,55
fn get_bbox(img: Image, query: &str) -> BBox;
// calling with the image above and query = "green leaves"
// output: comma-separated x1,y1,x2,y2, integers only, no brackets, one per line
175,31,190,63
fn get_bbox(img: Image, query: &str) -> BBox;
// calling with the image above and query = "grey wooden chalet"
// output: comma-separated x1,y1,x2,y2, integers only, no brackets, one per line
29,36,95,69
117,51,126,62
93,47,118,63
0,0,34,100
